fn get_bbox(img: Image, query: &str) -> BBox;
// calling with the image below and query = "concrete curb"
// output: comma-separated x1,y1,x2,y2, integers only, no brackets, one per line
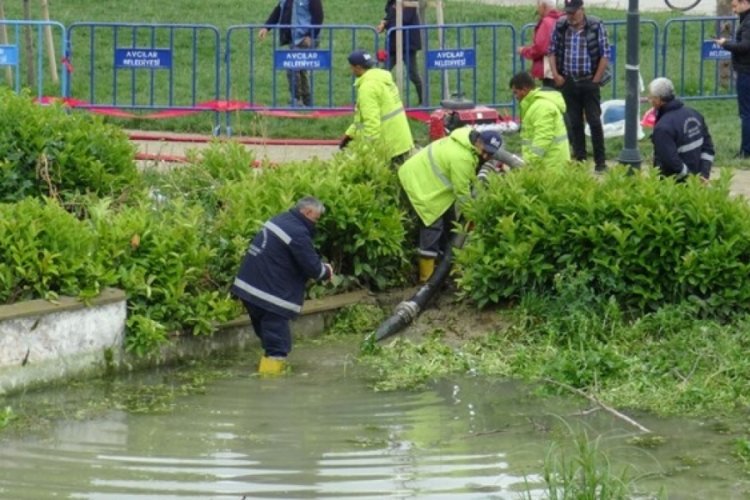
0,289,371,395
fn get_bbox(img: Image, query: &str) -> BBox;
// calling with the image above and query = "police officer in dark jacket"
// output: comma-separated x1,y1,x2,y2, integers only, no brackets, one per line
647,77,715,180
258,0,325,106
231,196,333,375
376,0,424,105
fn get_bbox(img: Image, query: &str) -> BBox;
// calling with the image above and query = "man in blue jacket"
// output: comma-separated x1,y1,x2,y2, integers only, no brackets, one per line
258,0,325,107
647,77,715,180
231,197,334,375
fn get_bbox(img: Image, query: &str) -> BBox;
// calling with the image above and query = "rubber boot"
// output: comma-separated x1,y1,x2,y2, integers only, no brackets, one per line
418,257,435,283
258,356,286,376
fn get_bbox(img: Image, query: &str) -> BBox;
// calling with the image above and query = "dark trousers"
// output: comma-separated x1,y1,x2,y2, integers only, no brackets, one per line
418,206,456,258
737,71,750,156
287,40,313,106
388,50,423,105
560,78,606,168
242,301,291,358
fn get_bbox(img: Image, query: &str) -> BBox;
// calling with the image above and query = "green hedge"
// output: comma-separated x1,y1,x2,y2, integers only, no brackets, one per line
0,89,140,203
0,96,412,354
0,198,109,302
457,164,750,318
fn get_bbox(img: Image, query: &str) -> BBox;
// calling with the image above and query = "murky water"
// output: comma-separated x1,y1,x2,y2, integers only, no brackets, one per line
1,341,749,499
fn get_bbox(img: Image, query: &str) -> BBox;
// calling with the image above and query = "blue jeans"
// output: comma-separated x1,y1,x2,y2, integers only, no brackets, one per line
737,71,750,156
286,39,315,106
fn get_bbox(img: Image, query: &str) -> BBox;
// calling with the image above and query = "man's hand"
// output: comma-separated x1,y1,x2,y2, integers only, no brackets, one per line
324,263,334,282
376,21,386,33
516,46,526,55
553,74,565,87
258,28,269,41
339,135,353,150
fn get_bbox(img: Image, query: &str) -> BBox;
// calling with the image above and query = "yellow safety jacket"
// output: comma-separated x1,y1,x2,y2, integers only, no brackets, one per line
398,127,479,226
345,68,413,159
519,88,571,168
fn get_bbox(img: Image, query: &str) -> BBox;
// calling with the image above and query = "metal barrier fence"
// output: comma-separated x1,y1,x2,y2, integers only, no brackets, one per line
0,20,66,99
387,22,518,114
519,19,660,102
662,16,736,100
224,23,377,135
0,17,737,134
66,22,222,132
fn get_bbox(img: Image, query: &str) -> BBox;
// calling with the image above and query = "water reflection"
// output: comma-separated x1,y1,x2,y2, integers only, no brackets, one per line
0,342,748,498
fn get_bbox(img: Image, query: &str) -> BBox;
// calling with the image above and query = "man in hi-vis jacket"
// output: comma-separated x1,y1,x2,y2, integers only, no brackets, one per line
340,50,414,166
231,197,333,375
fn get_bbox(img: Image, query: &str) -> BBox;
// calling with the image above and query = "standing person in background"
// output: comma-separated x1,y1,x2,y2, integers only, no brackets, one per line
518,0,564,87
548,0,610,173
376,0,424,106
647,77,715,180
398,126,503,283
715,0,750,158
258,0,324,107
231,197,334,376
509,71,570,168
340,50,414,166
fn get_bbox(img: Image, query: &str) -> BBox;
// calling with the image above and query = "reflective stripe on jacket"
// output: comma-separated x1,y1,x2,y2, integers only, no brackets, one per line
519,87,570,168
397,126,478,226
345,68,414,159
652,99,715,179
230,209,330,319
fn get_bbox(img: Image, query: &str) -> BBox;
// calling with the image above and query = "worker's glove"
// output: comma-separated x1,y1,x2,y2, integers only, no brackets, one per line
339,135,353,150
323,262,334,282
477,159,502,184
676,163,689,181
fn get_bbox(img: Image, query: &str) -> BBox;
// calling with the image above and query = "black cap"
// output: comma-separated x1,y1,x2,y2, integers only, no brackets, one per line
347,50,374,68
564,0,583,13
478,130,502,154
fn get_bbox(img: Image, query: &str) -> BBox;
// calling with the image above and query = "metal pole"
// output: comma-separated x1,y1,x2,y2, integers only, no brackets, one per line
395,0,404,94
434,0,449,100
618,0,643,169
22,0,35,88
40,0,58,85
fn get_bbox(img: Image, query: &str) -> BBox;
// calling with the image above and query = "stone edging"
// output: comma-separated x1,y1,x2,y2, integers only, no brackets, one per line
0,289,370,396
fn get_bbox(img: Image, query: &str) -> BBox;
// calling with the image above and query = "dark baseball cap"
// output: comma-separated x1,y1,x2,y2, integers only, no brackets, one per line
347,50,374,68
564,0,583,13
479,130,502,154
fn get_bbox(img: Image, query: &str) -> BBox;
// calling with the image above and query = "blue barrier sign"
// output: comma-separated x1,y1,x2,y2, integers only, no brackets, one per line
426,49,476,70
0,45,18,66
114,48,172,69
701,40,731,60
274,50,331,70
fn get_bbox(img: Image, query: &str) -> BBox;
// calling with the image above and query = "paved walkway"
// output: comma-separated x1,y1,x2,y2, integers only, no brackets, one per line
130,130,750,198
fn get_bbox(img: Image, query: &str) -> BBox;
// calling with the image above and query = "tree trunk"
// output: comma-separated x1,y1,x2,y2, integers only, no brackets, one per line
22,0,34,88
